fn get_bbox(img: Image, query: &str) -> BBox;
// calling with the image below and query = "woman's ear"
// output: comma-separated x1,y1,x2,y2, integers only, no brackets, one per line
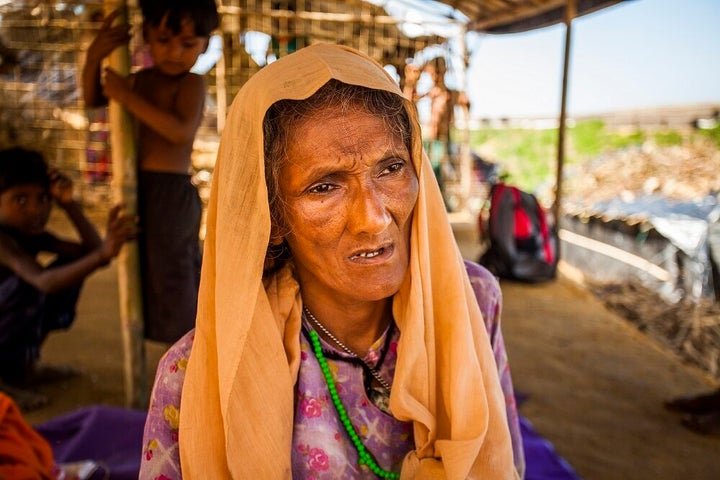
269,225,284,246
265,229,289,273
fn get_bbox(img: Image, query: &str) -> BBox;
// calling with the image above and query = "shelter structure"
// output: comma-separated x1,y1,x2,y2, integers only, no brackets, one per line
0,0,629,211
0,0,466,407
0,0,631,407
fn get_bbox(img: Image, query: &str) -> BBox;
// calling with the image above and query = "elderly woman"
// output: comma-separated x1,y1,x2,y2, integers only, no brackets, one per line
139,44,523,479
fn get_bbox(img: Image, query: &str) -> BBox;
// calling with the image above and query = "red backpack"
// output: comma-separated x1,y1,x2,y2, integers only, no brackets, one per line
479,183,557,282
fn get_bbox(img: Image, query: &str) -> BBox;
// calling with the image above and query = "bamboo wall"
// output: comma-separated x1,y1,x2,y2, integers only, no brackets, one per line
0,0,457,206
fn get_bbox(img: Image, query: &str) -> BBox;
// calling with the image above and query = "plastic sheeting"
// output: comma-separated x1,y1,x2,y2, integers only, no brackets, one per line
561,194,720,303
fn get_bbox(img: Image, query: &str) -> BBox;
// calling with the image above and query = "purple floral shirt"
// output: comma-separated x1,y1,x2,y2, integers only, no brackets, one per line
139,261,525,479
292,320,412,478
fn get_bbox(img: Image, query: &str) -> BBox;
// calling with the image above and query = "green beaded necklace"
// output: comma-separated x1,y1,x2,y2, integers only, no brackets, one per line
308,328,400,479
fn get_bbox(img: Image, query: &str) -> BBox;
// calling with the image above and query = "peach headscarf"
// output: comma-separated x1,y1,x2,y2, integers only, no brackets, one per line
179,44,518,479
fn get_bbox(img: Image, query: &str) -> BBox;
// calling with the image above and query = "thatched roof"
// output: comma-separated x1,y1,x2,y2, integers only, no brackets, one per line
211,0,630,93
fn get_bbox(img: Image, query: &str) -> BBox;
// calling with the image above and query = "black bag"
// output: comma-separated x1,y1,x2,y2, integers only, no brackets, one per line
479,183,558,282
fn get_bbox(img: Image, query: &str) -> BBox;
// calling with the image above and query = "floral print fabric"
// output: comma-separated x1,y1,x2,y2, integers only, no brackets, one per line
139,261,524,479
292,320,412,478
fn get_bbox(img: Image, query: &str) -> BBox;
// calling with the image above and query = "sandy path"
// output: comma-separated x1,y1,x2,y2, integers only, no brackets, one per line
502,275,720,479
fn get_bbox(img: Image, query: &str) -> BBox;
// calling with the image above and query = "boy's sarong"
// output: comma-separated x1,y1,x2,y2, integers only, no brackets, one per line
0,273,80,381
138,171,202,344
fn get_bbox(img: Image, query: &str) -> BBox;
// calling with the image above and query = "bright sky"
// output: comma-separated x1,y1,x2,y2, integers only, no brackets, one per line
465,0,720,118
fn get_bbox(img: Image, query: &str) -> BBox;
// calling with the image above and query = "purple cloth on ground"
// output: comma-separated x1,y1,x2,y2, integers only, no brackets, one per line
34,405,581,480
34,406,145,480
520,415,582,480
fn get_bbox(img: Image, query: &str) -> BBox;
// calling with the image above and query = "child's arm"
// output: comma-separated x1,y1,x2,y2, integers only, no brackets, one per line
0,206,135,294
48,170,102,257
102,70,206,145
82,9,131,107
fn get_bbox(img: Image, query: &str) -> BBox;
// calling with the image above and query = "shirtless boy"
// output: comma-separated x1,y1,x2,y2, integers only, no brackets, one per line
82,0,219,344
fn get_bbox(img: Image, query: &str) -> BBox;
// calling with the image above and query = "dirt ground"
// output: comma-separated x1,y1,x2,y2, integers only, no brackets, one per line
17,214,720,480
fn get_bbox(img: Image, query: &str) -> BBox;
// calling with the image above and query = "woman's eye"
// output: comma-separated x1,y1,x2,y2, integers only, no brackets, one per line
382,161,406,175
308,183,336,194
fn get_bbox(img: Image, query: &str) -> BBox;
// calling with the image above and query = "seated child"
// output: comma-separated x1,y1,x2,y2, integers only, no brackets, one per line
0,147,136,409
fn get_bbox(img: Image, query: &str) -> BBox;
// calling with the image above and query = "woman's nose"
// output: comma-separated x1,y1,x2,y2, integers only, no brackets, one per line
347,186,391,235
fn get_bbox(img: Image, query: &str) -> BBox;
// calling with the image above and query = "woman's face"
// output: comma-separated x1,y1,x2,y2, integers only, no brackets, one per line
278,107,418,306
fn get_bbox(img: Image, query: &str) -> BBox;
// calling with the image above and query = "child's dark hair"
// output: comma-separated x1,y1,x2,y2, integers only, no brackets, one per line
140,0,219,38
0,147,50,194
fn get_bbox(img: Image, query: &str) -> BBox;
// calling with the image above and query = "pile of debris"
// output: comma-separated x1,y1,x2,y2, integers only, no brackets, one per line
565,138,720,212
565,138,720,379
591,280,720,380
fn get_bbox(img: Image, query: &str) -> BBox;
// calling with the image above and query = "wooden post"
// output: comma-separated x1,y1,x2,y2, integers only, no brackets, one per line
105,0,147,409
553,0,576,254
215,34,227,135
457,25,473,214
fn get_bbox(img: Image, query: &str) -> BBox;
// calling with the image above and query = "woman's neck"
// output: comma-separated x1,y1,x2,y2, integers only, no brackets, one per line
302,298,392,357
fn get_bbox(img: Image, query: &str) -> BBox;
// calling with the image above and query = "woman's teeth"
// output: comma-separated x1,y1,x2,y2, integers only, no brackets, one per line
357,248,383,258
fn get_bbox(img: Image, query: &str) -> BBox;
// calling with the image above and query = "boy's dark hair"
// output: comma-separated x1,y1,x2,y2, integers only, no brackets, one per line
0,147,50,194
140,0,219,38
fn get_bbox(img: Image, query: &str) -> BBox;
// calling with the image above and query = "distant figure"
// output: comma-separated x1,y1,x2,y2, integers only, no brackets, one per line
401,62,422,104
416,57,452,195
0,147,136,409
82,0,219,344
422,57,452,145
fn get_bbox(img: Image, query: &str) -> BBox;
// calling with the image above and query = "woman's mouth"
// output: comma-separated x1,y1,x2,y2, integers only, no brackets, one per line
350,244,393,261
355,248,384,259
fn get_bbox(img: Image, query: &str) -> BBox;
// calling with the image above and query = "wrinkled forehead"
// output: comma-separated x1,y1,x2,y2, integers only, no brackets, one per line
220,45,424,181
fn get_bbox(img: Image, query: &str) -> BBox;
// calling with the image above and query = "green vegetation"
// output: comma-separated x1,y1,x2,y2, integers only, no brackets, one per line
569,119,606,157
460,120,707,193
468,127,557,191
653,130,683,146
699,123,720,147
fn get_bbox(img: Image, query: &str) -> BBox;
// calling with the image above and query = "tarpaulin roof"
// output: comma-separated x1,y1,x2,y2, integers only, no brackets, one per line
434,0,629,33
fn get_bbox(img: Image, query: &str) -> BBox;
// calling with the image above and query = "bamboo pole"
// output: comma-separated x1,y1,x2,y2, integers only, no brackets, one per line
553,0,576,254
215,35,227,135
457,26,473,214
105,0,146,409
